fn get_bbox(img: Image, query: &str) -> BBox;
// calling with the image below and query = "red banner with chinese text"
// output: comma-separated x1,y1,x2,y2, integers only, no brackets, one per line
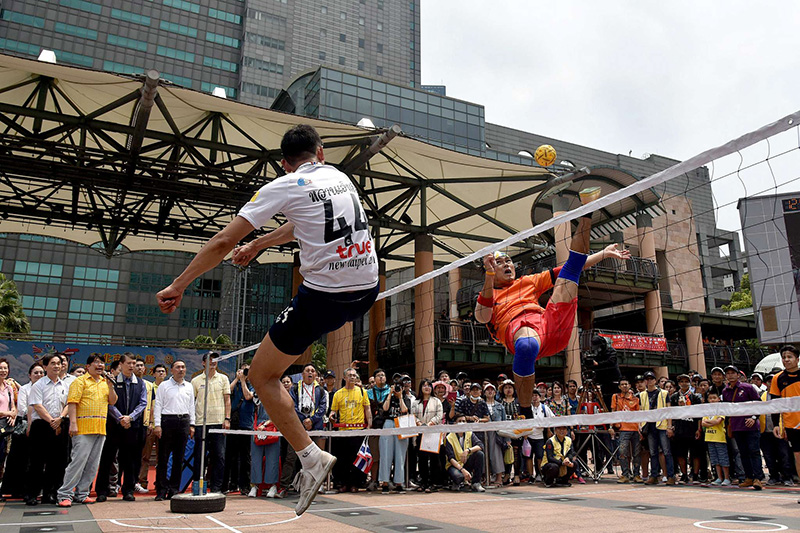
599,333,667,352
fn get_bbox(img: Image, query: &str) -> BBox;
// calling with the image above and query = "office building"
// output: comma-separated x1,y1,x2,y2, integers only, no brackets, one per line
0,0,421,105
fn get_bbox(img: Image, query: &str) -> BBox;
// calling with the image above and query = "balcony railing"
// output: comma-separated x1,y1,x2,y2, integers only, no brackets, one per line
703,344,769,370
365,323,766,374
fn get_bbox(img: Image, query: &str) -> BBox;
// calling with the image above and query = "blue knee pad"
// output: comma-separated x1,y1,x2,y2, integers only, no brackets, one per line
512,336,540,377
558,250,588,284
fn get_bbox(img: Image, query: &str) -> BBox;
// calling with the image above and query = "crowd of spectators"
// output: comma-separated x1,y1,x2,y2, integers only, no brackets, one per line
0,344,798,506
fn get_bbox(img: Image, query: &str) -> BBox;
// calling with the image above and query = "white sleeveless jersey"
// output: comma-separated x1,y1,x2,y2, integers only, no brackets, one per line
238,162,379,293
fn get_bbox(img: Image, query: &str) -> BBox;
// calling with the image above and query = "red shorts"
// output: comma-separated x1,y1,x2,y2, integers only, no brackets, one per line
505,298,578,357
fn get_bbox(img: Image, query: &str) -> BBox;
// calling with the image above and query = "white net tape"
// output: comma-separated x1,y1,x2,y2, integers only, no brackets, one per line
210,396,800,438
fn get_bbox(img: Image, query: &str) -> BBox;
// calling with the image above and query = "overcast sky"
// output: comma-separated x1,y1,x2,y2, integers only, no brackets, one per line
420,1,800,233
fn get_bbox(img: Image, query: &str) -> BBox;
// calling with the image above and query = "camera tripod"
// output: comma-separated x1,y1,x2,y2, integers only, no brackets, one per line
574,380,618,483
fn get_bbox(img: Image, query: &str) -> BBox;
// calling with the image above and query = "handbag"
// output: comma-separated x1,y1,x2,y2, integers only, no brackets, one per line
503,444,514,465
254,419,279,445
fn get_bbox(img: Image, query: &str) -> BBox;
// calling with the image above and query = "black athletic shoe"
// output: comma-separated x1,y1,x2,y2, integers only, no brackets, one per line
122,494,136,502
96,495,107,503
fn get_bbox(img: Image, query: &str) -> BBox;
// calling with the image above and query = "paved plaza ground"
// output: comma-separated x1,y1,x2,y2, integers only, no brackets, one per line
1,481,798,533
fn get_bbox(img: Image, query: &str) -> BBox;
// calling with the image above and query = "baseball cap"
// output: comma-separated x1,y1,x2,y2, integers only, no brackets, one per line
723,365,738,373
501,379,515,387
470,383,481,390
536,382,547,388
324,370,335,378
750,372,763,380
710,366,724,374
497,373,508,381
483,383,496,391
456,371,469,380
677,374,690,382
692,374,704,381
635,375,645,382
643,371,656,379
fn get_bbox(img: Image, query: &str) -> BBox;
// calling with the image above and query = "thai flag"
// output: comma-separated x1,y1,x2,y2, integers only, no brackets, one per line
353,437,373,473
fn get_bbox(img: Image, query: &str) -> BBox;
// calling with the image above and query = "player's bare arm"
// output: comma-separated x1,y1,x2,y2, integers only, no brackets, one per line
156,216,255,313
584,243,631,268
475,254,498,324
232,222,296,266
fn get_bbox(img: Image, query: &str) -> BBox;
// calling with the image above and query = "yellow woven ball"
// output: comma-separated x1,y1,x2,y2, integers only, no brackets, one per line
534,144,557,167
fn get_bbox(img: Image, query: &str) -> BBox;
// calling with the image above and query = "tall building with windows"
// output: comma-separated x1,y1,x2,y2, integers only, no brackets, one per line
0,0,421,106
0,232,293,346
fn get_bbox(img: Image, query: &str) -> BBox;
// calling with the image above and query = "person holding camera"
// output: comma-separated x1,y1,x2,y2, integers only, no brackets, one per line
378,376,411,493
224,362,255,494
56,355,118,507
366,368,390,490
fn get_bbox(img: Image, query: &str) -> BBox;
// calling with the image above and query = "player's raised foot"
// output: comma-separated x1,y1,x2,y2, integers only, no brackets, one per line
295,450,336,516
579,186,601,205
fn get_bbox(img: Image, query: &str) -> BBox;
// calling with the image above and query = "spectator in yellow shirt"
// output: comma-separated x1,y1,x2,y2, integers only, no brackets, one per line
56,355,118,506
330,368,371,492
702,390,730,486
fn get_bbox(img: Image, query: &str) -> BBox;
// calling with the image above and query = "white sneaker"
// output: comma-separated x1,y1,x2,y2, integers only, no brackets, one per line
295,451,336,516
472,483,485,492
266,485,278,498
247,486,258,498
134,483,148,494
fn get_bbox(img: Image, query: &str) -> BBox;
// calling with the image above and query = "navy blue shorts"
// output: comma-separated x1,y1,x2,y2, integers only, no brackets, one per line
269,283,380,356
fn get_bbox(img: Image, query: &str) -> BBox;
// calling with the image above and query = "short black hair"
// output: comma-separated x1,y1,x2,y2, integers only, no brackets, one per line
29,361,44,375
42,353,61,367
86,354,104,365
171,359,186,368
135,356,145,363
202,352,220,363
302,363,317,373
153,364,167,373
779,345,799,357
109,360,121,371
373,367,386,377
281,125,322,166
120,352,136,363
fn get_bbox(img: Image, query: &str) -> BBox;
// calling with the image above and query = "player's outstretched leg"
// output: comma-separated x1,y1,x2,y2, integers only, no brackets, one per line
248,334,335,516
550,186,600,304
513,328,540,418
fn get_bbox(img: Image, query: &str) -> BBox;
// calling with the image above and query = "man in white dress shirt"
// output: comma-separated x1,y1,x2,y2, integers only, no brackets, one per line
26,354,70,505
153,360,195,500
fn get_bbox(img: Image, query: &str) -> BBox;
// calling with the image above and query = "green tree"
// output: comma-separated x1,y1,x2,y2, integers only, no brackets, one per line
179,333,234,349
0,273,31,334
311,342,327,373
722,273,752,311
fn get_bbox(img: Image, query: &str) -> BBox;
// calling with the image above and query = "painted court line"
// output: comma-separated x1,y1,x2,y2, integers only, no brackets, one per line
206,515,243,533
239,487,643,516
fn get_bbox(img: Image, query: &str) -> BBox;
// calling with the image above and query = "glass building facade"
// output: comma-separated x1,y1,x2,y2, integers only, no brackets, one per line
274,67,489,157
0,0,421,108
0,233,292,346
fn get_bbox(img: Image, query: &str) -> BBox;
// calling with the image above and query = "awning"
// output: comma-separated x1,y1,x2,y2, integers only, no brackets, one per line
0,53,660,270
